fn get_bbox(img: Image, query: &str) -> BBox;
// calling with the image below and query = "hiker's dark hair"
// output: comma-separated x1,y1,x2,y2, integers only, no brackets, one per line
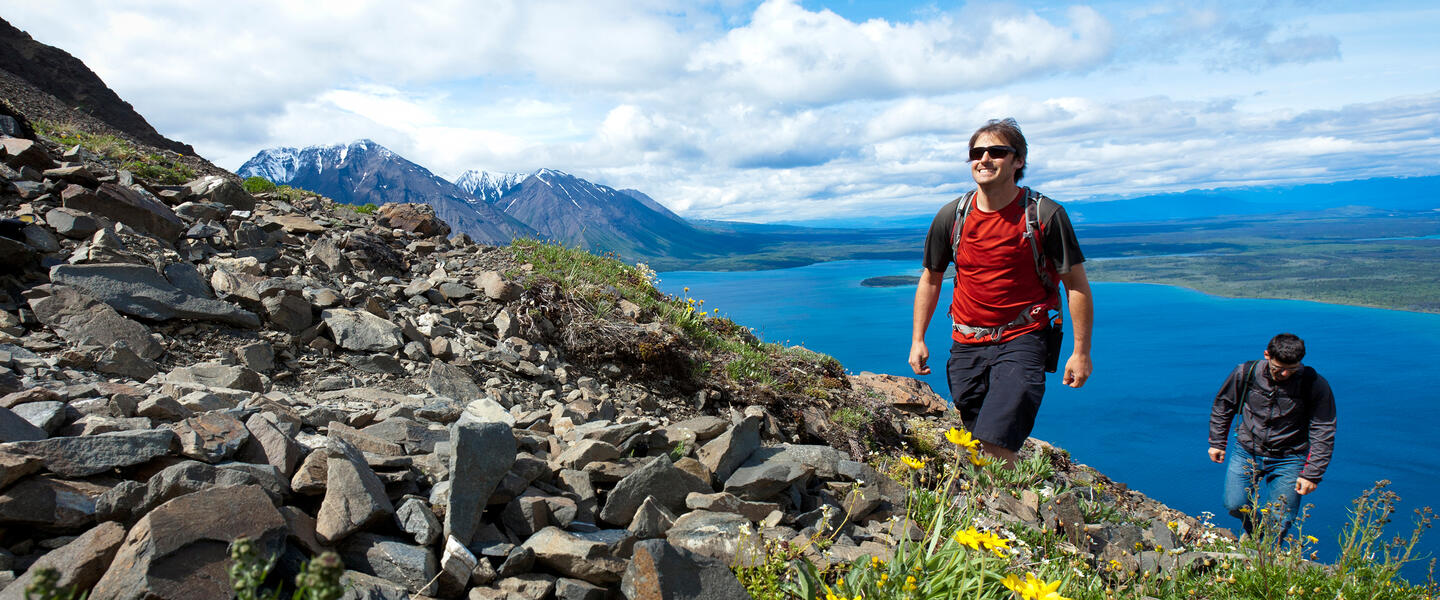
969,118,1028,182
1268,333,1306,364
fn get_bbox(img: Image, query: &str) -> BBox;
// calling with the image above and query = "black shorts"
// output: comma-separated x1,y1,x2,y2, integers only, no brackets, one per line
946,330,1047,452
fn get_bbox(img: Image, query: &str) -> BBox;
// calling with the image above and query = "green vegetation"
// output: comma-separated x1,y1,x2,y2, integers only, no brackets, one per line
33,119,195,185
737,425,1437,600
508,238,848,396
21,568,85,600
242,176,277,194
228,537,344,600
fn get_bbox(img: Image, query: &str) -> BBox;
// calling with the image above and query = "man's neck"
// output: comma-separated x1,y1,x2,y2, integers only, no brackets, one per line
975,181,1021,212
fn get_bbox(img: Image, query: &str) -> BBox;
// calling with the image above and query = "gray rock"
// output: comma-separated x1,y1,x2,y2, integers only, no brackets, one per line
185,175,256,211
0,521,125,600
50,264,260,328
316,436,395,544
44,207,103,239
600,457,712,527
171,412,251,463
724,457,814,501
621,539,750,600
554,439,622,471
0,405,47,442
135,396,194,422
664,510,760,565
522,526,627,585
263,293,313,332
162,262,212,298
427,359,480,401
321,308,404,352
25,284,164,360
176,390,233,412
696,416,760,483
338,570,411,600
476,271,523,301
88,485,286,600
234,342,276,372
477,573,556,600
628,496,677,539
502,492,552,538
166,362,265,392
94,342,160,380
458,396,515,427
3,429,176,476
12,400,67,434
328,421,404,456
338,532,438,595
240,412,302,477
22,223,60,252
685,492,780,522
0,475,110,529
97,460,285,523
0,451,42,489
555,577,608,600
493,309,519,339
396,496,442,545
446,421,516,545
61,182,184,241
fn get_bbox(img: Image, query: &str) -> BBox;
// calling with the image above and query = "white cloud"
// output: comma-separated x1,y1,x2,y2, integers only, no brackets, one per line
687,1,1115,104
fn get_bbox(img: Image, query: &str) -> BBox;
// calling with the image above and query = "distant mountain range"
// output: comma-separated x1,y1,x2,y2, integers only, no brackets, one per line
237,140,730,259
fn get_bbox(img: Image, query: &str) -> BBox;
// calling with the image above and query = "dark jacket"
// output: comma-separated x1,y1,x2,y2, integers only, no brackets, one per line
1209,361,1337,482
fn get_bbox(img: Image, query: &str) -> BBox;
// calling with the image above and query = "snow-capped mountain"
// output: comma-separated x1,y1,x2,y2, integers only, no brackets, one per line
452,170,526,205
236,140,534,244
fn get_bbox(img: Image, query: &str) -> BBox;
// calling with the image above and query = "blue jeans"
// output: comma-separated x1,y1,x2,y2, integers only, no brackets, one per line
1222,445,1304,539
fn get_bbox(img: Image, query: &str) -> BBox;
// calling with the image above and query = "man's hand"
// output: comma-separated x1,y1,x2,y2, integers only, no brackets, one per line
1295,477,1318,495
909,340,930,375
1062,352,1092,388
1208,447,1225,463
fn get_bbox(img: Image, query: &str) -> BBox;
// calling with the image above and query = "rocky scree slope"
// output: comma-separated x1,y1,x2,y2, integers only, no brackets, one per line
0,131,1235,599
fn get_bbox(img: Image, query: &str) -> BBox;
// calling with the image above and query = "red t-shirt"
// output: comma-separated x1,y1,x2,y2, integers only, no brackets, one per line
923,189,1080,344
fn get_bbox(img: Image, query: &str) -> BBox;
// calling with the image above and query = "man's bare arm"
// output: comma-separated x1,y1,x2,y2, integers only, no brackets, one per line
909,269,946,375
1059,264,1093,388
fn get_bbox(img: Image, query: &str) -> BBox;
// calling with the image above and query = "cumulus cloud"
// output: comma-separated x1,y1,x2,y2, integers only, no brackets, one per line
687,1,1115,104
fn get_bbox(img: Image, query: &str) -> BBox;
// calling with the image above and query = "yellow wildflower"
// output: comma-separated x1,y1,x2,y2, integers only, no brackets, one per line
946,427,980,450
901,456,926,470
1002,573,1024,594
954,528,983,550
1305,535,1319,544
967,450,992,467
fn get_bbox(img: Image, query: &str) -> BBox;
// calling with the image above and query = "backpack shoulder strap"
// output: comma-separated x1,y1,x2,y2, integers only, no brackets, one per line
1239,360,1259,404
1022,187,1057,293
950,190,976,262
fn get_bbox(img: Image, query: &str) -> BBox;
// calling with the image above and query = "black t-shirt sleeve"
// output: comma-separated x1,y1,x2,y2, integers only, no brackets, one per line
921,198,962,272
1042,203,1085,275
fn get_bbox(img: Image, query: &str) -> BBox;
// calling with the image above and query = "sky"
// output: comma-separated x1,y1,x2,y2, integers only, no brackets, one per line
6,0,1440,222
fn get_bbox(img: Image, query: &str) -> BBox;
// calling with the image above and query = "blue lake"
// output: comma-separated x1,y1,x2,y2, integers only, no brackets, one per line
659,259,1440,576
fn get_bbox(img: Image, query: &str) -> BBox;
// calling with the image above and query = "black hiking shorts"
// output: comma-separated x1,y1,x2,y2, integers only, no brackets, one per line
946,329,1047,452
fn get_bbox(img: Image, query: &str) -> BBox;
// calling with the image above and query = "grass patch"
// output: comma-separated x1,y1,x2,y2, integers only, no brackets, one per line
33,119,195,185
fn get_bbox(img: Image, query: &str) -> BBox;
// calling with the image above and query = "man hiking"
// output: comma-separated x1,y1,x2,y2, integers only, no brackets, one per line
909,118,1094,466
1209,333,1337,539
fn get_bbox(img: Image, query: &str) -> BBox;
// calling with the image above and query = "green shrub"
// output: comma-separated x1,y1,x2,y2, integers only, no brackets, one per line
243,176,277,193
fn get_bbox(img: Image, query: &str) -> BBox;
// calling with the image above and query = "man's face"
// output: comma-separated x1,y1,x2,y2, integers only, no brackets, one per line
1263,350,1303,381
970,132,1023,187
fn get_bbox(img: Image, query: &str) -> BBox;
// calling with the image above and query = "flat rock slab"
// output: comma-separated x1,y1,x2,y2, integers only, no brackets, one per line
321,308,404,352
171,412,251,463
0,405,47,442
522,526,627,585
0,521,125,600
621,539,750,600
25,284,164,360
338,532,438,595
0,475,111,529
2,429,177,476
89,485,286,600
50,264,260,328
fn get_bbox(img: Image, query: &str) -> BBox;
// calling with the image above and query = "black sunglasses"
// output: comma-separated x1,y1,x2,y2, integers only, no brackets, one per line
969,145,1016,161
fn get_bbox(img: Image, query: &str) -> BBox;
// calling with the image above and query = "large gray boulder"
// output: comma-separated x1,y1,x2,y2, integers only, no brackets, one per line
88,485,286,600
0,406,47,442
522,526,627,585
426,359,480,401
185,174,256,211
50,264,260,328
695,416,760,483
24,284,164,360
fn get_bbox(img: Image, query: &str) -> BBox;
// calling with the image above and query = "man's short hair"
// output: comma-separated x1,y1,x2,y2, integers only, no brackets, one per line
1268,333,1306,364
969,118,1028,182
